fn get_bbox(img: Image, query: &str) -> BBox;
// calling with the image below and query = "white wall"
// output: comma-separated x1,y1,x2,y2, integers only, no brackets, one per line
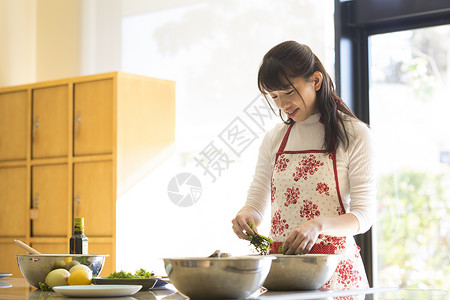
0,0,36,86
35,0,80,81
0,0,122,87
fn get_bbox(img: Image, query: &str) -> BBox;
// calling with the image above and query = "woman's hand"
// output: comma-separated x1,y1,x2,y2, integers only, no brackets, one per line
282,219,322,255
282,214,360,254
231,206,261,240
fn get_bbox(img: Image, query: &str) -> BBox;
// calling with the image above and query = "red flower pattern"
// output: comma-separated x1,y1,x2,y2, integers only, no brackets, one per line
270,148,367,289
275,154,290,173
336,259,362,289
284,187,299,207
271,210,289,236
354,244,361,259
316,182,330,196
292,154,324,181
299,199,321,220
271,179,276,203
319,280,331,291
318,234,347,252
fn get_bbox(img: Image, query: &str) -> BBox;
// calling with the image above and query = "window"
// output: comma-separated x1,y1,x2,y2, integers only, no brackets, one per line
335,0,450,288
370,25,450,289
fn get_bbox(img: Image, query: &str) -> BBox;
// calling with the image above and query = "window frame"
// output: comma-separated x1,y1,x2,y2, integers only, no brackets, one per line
334,0,450,286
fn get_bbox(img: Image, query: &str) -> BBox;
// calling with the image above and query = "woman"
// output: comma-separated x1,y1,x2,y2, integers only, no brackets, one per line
231,41,375,290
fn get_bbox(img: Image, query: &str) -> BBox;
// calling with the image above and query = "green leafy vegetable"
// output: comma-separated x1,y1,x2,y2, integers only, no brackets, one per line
134,268,154,278
38,281,52,291
107,268,154,279
247,222,273,255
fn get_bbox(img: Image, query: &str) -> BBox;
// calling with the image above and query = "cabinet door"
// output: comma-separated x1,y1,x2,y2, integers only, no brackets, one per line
73,161,113,237
74,80,113,156
0,167,27,237
0,240,28,276
31,164,68,237
30,242,67,255
32,86,68,158
0,91,27,161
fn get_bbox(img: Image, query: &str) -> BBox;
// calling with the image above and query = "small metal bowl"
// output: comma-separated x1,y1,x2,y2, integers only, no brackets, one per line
15,254,108,288
163,256,275,299
263,254,340,290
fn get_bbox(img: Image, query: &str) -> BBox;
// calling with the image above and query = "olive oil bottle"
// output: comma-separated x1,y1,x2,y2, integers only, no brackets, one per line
70,217,88,254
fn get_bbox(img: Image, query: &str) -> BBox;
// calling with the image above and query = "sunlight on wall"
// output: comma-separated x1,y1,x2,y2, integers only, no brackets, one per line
116,0,334,274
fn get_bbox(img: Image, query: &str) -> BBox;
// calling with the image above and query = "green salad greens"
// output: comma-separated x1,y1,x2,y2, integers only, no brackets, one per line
107,268,154,279
247,222,273,255
38,282,52,291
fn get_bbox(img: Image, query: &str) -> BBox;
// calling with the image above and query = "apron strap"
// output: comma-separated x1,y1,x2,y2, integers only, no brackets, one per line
276,122,295,155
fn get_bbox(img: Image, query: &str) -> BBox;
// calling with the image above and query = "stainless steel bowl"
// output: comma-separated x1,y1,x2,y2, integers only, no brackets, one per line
263,254,340,290
15,254,108,288
163,256,275,299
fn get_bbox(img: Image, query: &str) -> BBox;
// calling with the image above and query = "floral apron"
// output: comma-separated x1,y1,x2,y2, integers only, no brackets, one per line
269,122,369,290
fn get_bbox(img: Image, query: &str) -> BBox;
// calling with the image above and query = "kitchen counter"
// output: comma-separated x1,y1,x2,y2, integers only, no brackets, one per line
1,278,448,300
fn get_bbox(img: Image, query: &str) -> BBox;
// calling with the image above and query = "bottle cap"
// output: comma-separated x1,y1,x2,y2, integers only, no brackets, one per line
74,217,84,231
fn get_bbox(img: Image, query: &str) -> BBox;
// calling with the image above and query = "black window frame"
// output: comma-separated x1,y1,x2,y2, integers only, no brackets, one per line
334,0,450,287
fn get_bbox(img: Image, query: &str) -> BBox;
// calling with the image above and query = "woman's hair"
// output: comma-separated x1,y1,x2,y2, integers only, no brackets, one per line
257,40,360,153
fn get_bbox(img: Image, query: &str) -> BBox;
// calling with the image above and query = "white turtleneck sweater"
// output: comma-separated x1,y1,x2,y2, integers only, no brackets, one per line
245,112,376,234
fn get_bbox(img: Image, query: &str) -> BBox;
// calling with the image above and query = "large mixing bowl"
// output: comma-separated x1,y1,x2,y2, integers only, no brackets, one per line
163,256,275,299
15,254,108,288
263,254,340,290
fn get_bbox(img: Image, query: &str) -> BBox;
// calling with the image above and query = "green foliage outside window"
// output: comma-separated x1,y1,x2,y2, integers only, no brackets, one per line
377,167,450,288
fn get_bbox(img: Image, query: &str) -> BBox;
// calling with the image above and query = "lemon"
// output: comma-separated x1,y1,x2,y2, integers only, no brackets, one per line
65,260,80,270
69,264,91,274
68,269,92,285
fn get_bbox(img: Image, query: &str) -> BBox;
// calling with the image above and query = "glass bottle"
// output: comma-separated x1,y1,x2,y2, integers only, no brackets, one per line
70,217,88,254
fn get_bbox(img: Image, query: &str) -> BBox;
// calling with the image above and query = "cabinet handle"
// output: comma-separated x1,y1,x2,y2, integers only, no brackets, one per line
33,194,39,208
74,112,81,137
76,196,81,203
32,116,39,143
76,112,81,124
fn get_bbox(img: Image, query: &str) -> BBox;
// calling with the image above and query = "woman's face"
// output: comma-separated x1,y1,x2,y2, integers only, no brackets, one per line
268,72,323,123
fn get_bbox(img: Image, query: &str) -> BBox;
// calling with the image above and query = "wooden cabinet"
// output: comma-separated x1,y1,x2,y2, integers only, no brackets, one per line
0,167,28,277
30,242,67,255
73,161,113,237
0,91,28,162
0,167,28,237
0,241,28,277
0,72,175,277
74,80,113,156
32,86,68,159
31,164,69,237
